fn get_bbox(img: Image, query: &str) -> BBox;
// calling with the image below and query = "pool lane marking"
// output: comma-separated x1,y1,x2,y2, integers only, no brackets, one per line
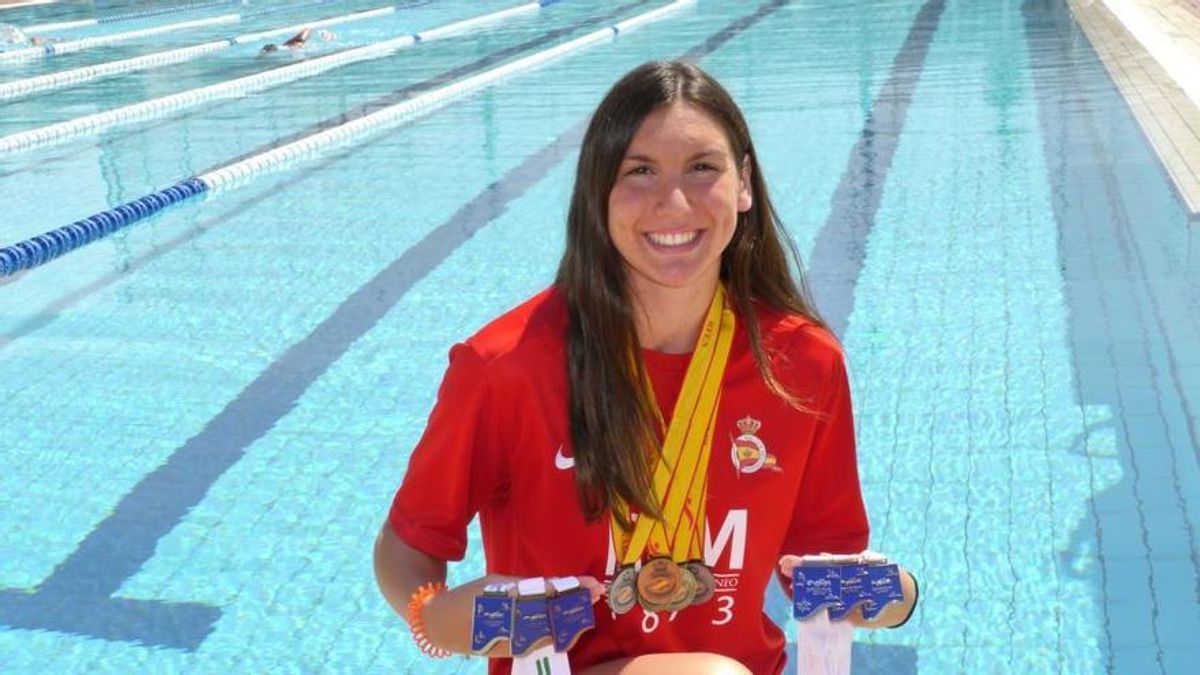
0,0,704,651
0,0,651,278
806,0,946,339
0,5,399,102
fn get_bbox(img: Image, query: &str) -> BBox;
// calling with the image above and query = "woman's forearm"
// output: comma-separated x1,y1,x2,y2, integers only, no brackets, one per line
373,524,518,656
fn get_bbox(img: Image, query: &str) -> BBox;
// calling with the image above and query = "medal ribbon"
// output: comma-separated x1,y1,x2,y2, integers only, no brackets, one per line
610,286,736,567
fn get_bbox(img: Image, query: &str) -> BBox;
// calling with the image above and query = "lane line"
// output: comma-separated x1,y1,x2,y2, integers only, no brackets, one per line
806,0,947,340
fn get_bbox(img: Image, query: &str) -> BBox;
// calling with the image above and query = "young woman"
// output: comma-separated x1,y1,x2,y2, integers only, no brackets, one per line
374,60,917,675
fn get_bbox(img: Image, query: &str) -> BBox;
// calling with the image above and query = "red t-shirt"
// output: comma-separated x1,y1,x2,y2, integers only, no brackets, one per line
389,288,868,674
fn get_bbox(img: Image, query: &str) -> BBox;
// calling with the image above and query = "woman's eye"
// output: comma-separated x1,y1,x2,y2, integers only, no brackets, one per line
625,165,652,176
691,162,718,172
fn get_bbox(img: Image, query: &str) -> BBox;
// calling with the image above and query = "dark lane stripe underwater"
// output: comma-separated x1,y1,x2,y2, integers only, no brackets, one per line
806,0,946,340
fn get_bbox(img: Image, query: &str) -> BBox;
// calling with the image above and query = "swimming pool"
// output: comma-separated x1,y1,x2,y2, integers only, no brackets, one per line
1,0,1198,672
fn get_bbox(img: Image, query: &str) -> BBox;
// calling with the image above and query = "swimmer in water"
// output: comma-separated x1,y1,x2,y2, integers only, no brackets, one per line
259,27,336,55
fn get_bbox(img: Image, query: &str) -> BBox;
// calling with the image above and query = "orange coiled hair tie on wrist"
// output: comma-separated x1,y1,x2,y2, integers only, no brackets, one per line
406,581,451,658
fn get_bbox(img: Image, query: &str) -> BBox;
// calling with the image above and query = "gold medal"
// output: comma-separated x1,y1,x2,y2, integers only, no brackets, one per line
636,557,683,612
607,565,638,615
685,561,715,605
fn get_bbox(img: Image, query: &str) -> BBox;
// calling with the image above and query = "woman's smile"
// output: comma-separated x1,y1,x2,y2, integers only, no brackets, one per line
644,228,703,250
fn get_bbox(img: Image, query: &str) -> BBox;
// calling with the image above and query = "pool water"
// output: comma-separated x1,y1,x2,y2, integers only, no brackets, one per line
0,0,1197,672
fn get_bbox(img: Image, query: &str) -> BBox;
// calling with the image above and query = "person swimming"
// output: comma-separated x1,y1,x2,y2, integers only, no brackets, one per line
259,27,335,55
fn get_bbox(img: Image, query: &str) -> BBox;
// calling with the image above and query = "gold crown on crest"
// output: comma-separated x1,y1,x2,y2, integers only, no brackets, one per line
737,416,761,435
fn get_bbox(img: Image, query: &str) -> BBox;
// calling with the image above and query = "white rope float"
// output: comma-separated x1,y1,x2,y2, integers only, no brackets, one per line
0,2,547,155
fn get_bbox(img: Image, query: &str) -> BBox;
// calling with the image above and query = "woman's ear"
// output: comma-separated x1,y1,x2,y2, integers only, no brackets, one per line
737,155,753,212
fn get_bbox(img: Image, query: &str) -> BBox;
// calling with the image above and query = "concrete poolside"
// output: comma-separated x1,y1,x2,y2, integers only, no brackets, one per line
1070,0,1200,216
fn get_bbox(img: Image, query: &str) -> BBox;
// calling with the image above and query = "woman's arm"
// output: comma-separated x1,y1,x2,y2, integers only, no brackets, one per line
373,523,518,657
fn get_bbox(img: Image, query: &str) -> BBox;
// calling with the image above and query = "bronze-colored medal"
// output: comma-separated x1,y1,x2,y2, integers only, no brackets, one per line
664,564,697,612
608,565,639,615
636,557,683,612
685,561,716,605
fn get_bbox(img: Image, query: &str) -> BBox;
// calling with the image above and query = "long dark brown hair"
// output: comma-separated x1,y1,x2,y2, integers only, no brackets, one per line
555,61,825,526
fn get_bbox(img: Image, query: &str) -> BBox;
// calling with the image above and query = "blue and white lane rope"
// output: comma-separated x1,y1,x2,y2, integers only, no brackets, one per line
22,0,239,34
0,0,692,279
0,12,242,63
0,1,546,154
0,178,208,278
0,6,396,102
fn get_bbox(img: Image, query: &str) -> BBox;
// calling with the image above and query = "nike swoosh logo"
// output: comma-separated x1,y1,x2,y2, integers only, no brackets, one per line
554,446,575,470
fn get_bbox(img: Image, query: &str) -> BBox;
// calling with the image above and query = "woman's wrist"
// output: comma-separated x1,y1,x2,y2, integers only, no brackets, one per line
407,582,451,658
418,575,520,657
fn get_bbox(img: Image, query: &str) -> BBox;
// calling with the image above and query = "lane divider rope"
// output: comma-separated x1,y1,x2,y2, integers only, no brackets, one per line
0,1,546,154
0,0,690,279
0,6,396,101
0,13,242,63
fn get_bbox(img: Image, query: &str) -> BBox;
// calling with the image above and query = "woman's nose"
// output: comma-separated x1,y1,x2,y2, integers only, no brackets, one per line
654,178,689,214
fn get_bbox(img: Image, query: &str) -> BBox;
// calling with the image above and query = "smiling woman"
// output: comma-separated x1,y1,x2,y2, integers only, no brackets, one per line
374,60,917,675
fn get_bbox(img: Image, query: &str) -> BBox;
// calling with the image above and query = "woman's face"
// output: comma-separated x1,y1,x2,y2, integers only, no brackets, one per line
607,102,752,301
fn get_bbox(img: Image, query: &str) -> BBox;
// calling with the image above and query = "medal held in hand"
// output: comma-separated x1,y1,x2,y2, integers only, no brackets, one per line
546,578,596,652
790,555,904,622
862,564,905,620
609,287,735,615
470,585,514,654
510,582,552,657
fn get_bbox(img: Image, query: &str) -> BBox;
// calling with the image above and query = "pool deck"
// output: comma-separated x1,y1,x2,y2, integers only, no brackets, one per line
1070,0,1200,217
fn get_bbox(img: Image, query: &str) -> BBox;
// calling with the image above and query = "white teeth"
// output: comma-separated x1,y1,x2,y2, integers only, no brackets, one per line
646,231,699,247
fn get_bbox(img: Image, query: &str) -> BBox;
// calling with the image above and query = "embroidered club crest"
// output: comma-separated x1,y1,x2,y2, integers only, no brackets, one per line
731,416,779,475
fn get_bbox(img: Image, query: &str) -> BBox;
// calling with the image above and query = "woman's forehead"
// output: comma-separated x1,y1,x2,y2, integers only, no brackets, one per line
624,102,734,158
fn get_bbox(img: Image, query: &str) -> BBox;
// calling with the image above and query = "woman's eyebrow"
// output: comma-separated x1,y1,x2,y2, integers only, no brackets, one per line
620,149,727,163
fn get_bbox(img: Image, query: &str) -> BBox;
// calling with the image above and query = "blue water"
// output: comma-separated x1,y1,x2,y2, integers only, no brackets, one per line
1,0,1198,672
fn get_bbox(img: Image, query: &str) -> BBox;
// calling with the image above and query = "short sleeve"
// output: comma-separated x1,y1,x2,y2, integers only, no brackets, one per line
779,347,869,559
388,343,500,561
